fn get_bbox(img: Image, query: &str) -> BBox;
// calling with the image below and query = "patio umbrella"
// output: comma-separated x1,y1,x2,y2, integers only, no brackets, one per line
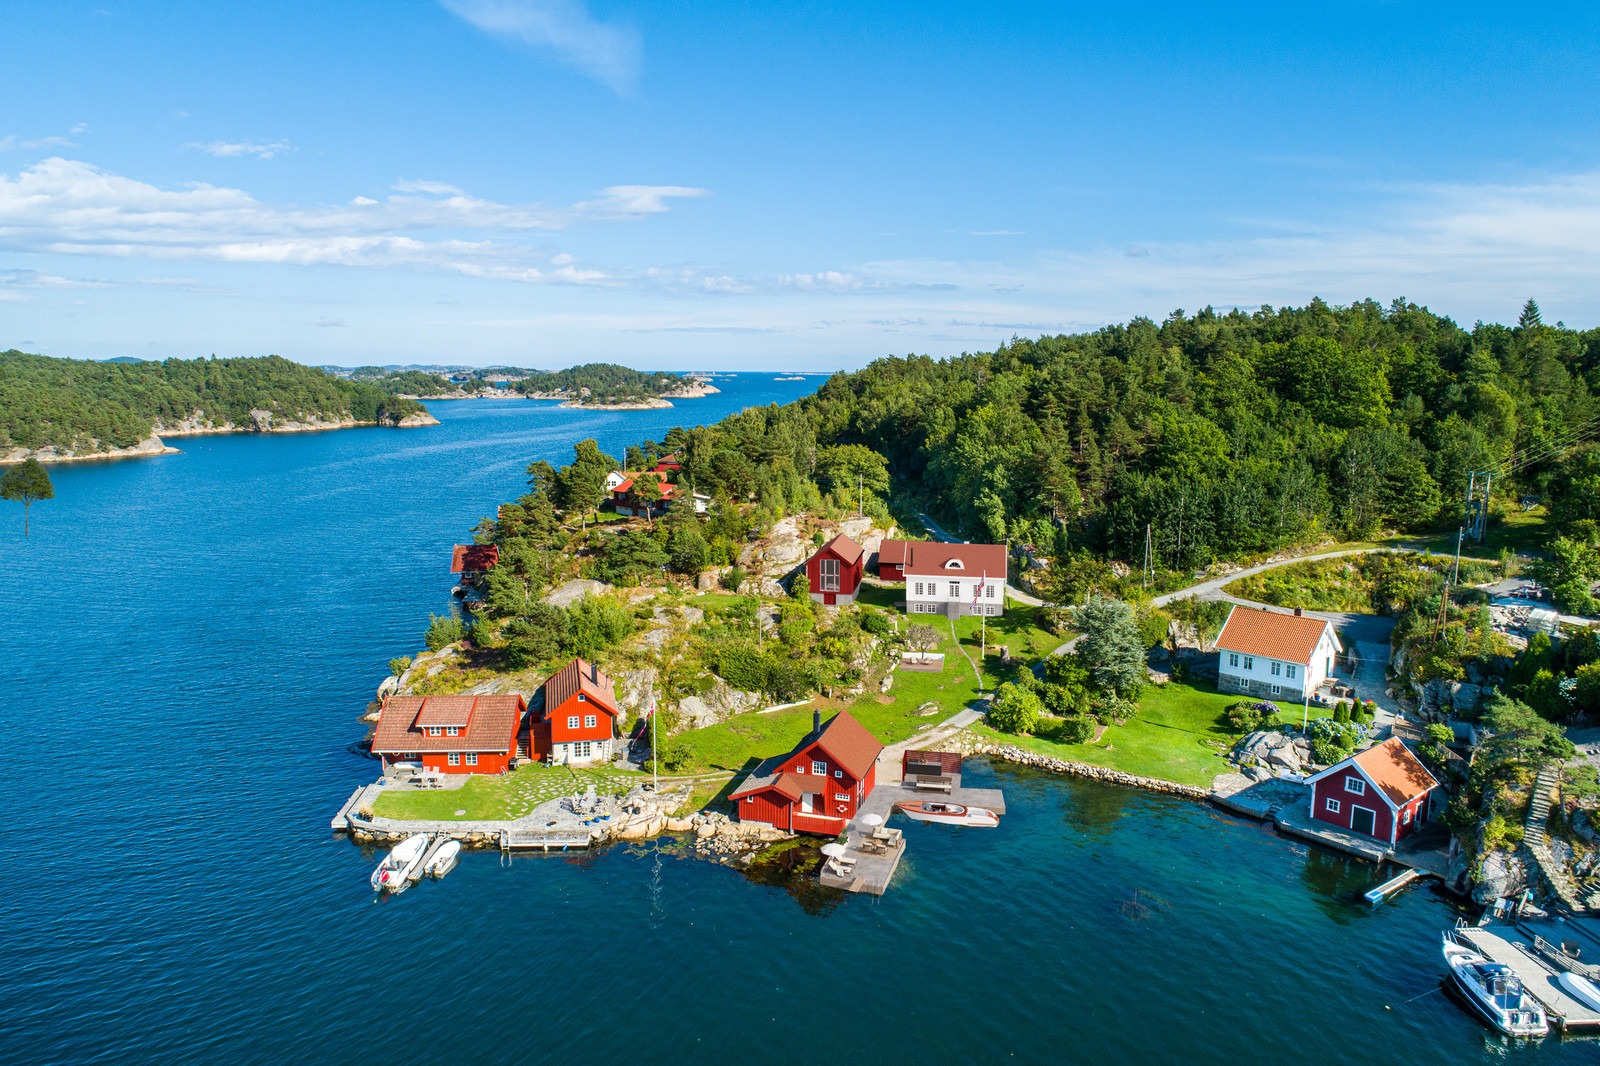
861,813,884,827
820,842,846,858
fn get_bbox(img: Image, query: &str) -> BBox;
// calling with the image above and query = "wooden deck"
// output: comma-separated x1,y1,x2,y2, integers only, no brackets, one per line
818,773,1006,896
1455,926,1600,1031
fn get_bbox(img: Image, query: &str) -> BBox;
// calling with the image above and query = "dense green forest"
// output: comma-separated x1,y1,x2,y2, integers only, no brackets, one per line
0,351,427,452
371,370,458,396
516,363,689,403
506,298,1600,607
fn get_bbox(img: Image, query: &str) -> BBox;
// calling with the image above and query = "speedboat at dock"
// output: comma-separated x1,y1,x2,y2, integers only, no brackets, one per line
895,800,998,827
1441,933,1549,1037
370,835,428,892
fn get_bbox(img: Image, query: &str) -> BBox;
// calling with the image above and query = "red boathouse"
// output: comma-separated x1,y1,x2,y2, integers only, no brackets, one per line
370,693,527,774
451,543,500,585
805,533,864,606
1306,737,1438,845
730,710,883,835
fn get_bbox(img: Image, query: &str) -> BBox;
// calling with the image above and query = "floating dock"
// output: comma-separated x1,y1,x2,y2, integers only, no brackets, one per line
1364,867,1429,905
819,771,1005,896
1454,925,1600,1032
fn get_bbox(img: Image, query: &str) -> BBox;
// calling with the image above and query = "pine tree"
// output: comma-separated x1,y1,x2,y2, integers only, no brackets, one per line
1518,298,1542,331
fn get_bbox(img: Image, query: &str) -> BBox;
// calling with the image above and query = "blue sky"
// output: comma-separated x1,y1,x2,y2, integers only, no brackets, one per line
4,1,1600,369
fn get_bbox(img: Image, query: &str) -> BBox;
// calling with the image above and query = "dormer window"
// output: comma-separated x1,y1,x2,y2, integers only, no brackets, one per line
446,726,460,737
427,726,442,737
943,559,965,570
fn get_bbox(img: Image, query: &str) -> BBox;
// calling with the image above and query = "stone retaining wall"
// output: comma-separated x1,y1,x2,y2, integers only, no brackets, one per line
978,743,1213,800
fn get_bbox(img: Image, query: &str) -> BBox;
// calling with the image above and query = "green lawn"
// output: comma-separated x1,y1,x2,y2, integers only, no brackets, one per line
970,680,1331,788
372,763,643,821
1403,505,1548,558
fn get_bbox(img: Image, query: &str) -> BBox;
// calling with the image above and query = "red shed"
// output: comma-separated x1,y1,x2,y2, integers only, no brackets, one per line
878,538,910,581
532,658,620,765
451,544,500,585
730,710,882,835
370,693,526,775
1306,737,1438,845
805,533,864,606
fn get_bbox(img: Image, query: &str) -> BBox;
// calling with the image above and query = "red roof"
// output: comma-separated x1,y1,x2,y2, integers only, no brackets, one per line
1311,737,1438,806
879,539,910,565
813,533,864,566
542,658,618,717
1214,605,1336,664
371,694,525,755
451,544,500,573
900,541,1007,580
728,711,883,800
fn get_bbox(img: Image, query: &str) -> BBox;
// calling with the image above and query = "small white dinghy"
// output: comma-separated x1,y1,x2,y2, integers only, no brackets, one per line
895,800,999,828
370,835,428,893
1558,970,1600,1013
424,839,461,878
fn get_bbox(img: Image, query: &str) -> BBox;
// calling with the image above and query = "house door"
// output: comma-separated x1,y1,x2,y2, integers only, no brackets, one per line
1351,806,1377,836
800,792,820,814
824,592,836,605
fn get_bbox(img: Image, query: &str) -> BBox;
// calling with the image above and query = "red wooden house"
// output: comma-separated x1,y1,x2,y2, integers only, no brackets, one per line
877,538,909,581
729,710,882,835
805,533,864,606
1306,737,1438,845
370,693,526,775
532,658,621,765
451,544,500,585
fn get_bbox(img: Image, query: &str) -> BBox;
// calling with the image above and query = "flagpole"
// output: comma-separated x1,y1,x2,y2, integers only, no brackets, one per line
651,696,658,793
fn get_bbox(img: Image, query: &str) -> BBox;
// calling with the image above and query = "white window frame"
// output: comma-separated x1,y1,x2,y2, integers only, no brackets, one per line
949,581,960,598
427,726,442,737
465,752,478,766
1325,797,1340,813
914,582,924,595
578,693,586,702
812,760,826,776
1402,808,1412,825
1346,776,1365,796
986,584,996,599
446,726,460,736
448,752,460,766
575,741,592,759
820,557,840,592
1286,664,1297,679
584,714,597,729
568,715,580,729
1271,661,1281,677
1271,684,1281,695
1228,653,1239,667
834,769,843,778
1243,656,1253,670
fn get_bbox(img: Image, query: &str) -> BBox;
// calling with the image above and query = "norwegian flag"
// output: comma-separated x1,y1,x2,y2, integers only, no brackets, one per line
972,576,986,605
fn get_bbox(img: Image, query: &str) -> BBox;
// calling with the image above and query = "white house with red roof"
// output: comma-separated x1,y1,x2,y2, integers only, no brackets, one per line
894,540,1007,618
1214,604,1341,700
1307,737,1438,844
608,471,710,517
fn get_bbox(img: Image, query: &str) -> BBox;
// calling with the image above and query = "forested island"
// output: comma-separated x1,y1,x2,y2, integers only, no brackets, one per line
0,351,435,463
360,362,719,408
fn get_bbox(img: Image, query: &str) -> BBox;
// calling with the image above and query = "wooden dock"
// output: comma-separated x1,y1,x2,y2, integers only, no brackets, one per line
818,773,1006,896
1455,925,1600,1031
330,784,372,830
502,828,591,851
1364,867,1429,905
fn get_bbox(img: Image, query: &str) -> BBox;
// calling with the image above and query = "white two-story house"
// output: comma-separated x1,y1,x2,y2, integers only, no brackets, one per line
902,542,1008,618
1214,604,1342,701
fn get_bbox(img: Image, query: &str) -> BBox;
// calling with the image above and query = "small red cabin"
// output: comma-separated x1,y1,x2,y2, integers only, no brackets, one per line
532,658,620,765
1306,737,1438,845
451,544,500,585
805,533,864,606
370,693,526,774
730,710,882,835
878,538,909,581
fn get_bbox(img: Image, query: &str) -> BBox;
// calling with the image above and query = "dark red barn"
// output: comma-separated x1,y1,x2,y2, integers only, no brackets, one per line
805,533,864,606
730,710,882,835
877,538,909,581
1306,737,1438,845
451,543,500,585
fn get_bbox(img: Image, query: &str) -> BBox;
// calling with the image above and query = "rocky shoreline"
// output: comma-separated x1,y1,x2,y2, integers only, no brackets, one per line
4,406,438,464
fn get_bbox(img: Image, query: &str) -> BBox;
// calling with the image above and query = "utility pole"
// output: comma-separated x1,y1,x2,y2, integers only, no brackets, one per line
1143,524,1153,589
1452,526,1464,585
859,472,864,519
1464,472,1492,543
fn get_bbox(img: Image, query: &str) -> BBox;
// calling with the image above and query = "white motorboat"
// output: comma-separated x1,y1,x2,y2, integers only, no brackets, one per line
1441,934,1549,1037
1558,970,1600,1013
370,835,428,892
424,839,461,878
895,800,999,827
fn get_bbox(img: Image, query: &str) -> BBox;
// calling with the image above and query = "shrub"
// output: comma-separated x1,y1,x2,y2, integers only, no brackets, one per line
989,682,1043,734
566,595,636,659
765,657,818,701
502,602,569,668
1310,737,1345,765
467,616,497,648
425,614,465,651
1096,693,1140,724
860,610,891,636
389,656,412,678
1425,723,1455,746
1042,681,1090,717
791,574,810,599
1332,700,1350,723
1058,714,1096,744
715,644,769,691
723,565,747,592
1226,700,1266,733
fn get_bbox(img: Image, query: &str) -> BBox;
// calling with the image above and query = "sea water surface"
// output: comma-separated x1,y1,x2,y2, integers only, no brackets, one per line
1,375,1589,1065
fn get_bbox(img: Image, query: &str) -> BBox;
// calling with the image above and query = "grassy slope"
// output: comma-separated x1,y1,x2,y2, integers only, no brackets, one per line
970,680,1333,788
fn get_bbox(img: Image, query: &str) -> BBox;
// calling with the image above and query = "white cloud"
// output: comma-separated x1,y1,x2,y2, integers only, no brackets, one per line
187,139,294,160
22,135,77,149
441,0,641,94
0,157,708,287
0,136,15,152
314,316,345,327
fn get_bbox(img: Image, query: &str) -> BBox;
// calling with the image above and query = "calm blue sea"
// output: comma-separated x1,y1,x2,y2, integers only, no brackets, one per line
0,374,1589,1065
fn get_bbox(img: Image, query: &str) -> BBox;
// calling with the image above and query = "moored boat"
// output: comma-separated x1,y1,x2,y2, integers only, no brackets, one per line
1441,933,1549,1037
370,835,428,892
424,839,461,878
895,800,999,827
1558,970,1600,1013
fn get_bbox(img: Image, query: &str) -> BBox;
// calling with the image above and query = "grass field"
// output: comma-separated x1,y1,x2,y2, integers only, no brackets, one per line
1405,505,1549,558
372,763,643,821
969,680,1332,788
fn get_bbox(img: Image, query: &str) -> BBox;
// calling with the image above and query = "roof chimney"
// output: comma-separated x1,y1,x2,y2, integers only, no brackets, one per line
813,708,822,738
1294,607,1303,617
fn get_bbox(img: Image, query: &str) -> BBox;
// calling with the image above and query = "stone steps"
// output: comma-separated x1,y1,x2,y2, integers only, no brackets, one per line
1524,764,1584,910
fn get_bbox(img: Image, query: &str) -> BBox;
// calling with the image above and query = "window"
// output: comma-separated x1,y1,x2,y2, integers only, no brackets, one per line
1286,664,1297,679
986,584,996,599
949,581,960,598
746,797,755,804
446,726,460,736
914,582,924,595
584,714,597,729
812,760,826,776
1243,656,1253,670
1325,797,1341,813
1228,653,1239,668
1271,661,1281,676
568,715,580,729
465,752,478,766
577,694,586,702
575,741,592,759
1345,776,1365,795
1402,808,1412,825
448,752,460,766
834,769,843,778
820,557,840,592
427,726,442,737
944,559,965,569
1271,684,1281,695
